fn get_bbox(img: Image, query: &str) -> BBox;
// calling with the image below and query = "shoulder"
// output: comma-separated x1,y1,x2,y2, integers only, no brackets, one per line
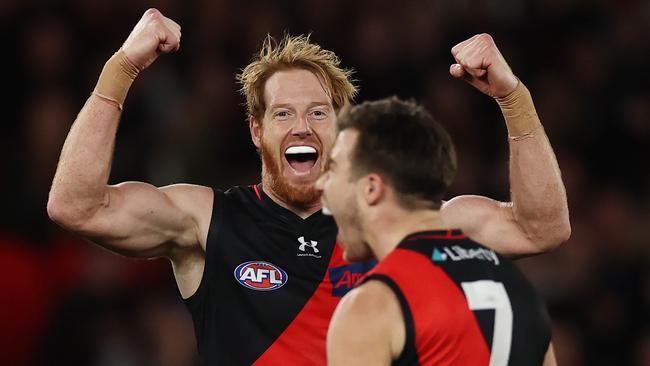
335,280,398,319
328,280,405,362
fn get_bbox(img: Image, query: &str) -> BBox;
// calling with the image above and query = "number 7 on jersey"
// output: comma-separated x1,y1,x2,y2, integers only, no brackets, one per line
461,280,513,366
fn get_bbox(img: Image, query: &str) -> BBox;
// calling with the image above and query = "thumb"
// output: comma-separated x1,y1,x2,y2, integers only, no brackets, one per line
449,64,465,79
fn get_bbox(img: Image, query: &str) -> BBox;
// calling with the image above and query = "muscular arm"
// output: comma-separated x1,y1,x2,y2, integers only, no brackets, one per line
46,10,206,260
327,281,404,366
442,88,569,256
442,34,570,257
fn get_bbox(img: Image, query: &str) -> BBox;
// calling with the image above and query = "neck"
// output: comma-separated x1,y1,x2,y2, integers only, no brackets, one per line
365,207,447,261
261,176,322,219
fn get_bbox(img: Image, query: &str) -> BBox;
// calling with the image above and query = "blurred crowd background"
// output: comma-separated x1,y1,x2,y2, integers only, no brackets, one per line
1,0,649,365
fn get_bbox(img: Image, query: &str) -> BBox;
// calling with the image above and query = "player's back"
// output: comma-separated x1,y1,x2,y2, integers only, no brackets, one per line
364,229,551,366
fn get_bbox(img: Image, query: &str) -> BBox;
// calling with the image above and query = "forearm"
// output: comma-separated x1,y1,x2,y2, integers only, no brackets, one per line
499,82,570,247
48,52,139,226
48,97,121,224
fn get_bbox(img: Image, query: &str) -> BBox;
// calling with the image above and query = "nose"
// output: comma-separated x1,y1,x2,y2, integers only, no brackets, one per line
291,114,312,137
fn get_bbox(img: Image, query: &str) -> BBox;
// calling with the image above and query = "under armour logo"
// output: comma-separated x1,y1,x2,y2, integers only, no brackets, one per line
298,236,319,253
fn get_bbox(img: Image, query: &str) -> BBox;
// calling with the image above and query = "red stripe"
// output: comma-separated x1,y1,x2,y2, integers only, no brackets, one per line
252,244,347,365
252,184,262,200
374,249,490,365
406,233,466,241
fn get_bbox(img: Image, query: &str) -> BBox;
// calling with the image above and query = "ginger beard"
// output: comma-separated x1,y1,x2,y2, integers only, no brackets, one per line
259,131,322,208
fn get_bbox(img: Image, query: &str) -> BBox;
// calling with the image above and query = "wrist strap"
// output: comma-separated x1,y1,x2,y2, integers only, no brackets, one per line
93,49,140,110
496,81,542,139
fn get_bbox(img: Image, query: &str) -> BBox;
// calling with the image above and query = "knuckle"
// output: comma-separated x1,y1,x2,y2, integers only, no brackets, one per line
145,8,160,17
479,33,494,44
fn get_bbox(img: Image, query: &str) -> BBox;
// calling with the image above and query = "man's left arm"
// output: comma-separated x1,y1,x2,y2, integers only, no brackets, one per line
442,33,570,257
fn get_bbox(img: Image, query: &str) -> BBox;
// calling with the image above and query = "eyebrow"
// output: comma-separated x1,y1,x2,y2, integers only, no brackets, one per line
269,102,331,110
308,102,331,108
269,104,294,110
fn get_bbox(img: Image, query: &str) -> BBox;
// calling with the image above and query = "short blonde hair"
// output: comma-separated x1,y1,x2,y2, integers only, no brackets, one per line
237,34,357,119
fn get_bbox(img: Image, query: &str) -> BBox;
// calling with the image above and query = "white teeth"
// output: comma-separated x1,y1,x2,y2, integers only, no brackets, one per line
285,146,317,155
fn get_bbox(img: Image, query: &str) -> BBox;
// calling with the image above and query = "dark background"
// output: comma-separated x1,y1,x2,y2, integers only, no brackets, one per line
1,0,649,365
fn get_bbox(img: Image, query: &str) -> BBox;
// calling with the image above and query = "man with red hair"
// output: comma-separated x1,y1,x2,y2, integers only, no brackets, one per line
48,9,569,365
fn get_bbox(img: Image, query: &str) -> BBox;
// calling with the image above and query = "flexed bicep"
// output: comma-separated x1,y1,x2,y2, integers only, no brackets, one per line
441,195,543,258
61,182,212,259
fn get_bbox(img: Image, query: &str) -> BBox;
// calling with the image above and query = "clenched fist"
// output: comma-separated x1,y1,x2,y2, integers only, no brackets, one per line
122,9,181,70
449,34,518,98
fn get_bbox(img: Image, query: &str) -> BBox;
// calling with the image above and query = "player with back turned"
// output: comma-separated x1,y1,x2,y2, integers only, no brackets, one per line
318,97,557,365
47,9,569,365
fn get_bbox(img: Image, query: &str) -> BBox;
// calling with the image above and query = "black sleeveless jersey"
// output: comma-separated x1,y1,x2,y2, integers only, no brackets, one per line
363,230,551,366
183,184,376,365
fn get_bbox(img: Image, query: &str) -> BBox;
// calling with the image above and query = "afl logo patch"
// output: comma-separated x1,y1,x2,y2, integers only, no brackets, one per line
234,261,288,291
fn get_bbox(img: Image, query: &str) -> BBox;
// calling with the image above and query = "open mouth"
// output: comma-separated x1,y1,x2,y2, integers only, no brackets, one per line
285,146,318,174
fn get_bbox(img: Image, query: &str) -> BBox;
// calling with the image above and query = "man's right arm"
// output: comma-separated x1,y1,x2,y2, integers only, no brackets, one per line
46,9,206,260
327,281,405,365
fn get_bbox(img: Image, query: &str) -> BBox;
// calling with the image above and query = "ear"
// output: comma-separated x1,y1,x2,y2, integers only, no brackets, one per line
249,115,262,148
362,173,385,206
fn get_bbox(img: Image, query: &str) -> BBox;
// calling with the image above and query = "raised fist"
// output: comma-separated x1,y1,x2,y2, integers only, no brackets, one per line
449,34,518,98
122,9,181,70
